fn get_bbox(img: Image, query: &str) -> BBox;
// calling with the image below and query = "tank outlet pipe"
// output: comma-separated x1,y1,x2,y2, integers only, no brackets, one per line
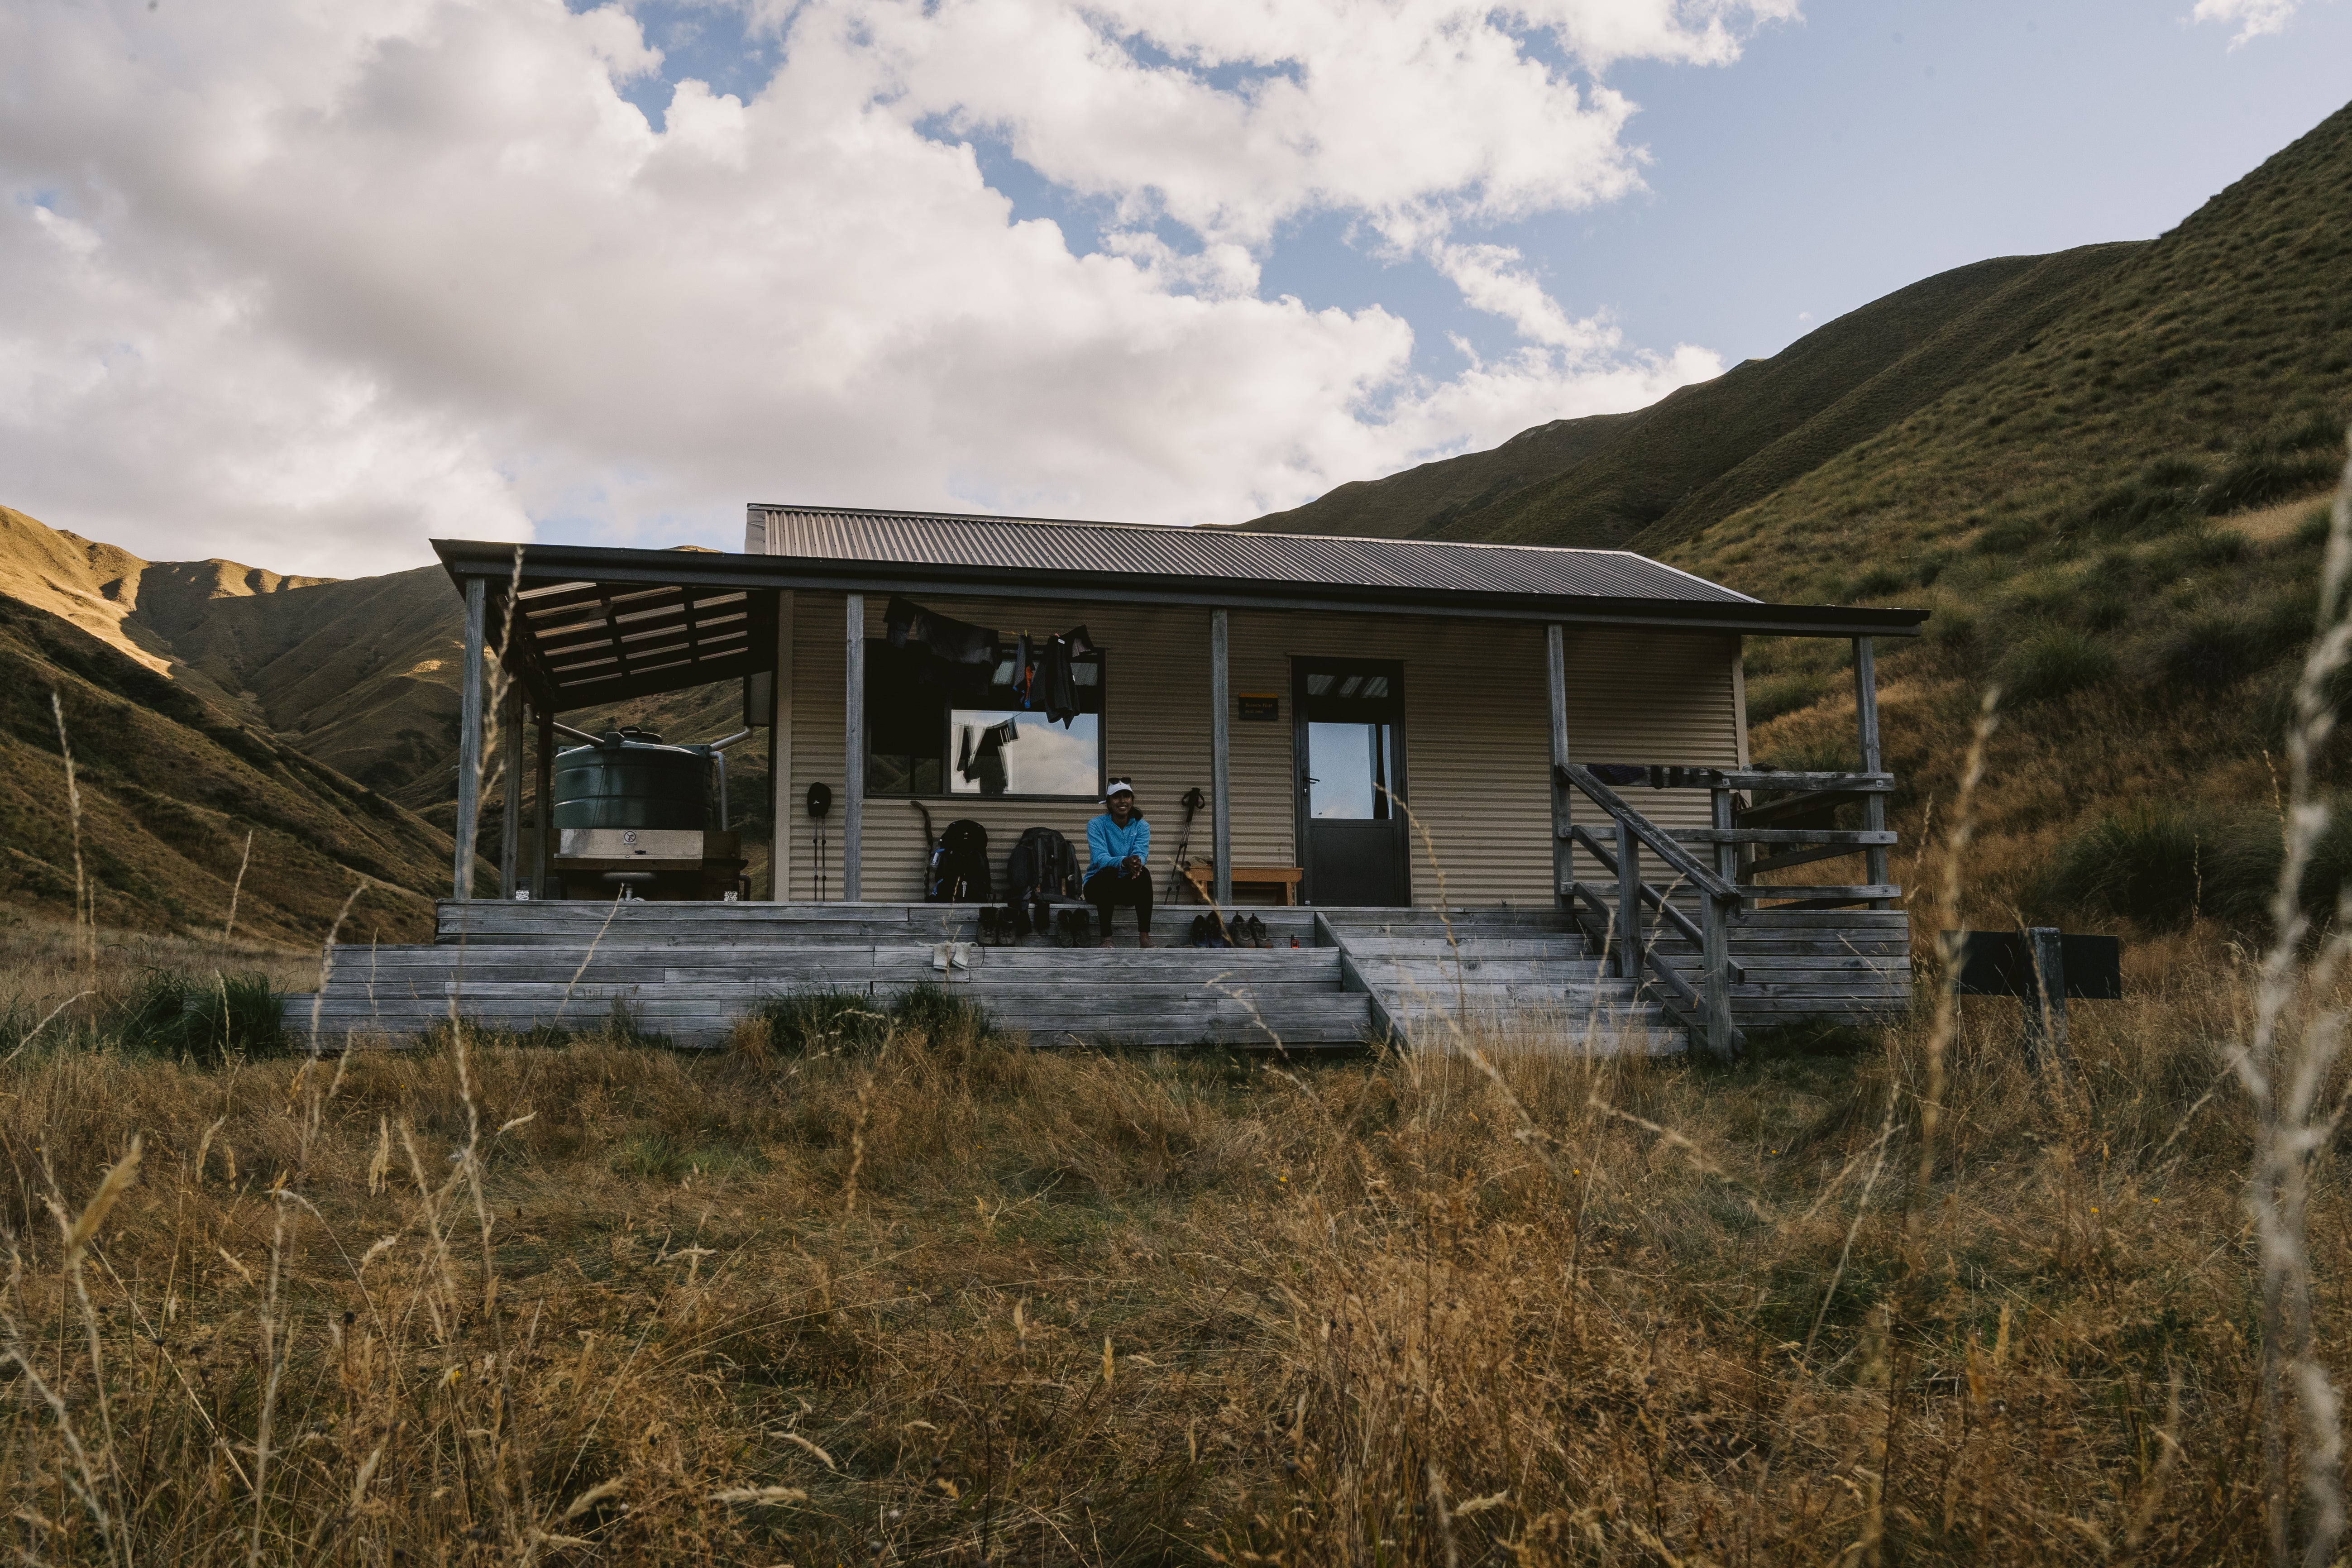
698,730,754,832
550,721,602,746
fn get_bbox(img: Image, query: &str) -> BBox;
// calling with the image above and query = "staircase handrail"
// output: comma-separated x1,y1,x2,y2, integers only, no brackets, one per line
1554,763,1740,903
1566,825,1747,982
1565,882,1701,1009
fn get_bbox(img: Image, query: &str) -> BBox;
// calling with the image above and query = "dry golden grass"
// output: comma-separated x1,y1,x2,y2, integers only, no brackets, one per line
0,932,2331,1564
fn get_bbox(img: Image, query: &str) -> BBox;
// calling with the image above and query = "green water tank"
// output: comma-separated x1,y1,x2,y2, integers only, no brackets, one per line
551,729,712,832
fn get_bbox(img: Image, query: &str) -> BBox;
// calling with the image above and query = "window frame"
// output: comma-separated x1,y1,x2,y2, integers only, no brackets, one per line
862,636,1110,803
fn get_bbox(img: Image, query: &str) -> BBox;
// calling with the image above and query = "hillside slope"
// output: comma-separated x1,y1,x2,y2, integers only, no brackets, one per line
1248,408,1646,539
1244,249,2142,549
0,593,442,944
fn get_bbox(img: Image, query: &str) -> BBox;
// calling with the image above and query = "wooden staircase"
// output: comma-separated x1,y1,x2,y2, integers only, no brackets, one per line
1317,909,1683,1052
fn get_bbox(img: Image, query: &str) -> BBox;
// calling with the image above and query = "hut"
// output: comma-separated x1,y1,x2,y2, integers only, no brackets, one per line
304,506,1925,1056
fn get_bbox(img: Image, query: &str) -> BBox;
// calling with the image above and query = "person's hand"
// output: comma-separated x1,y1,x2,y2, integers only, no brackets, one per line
1123,854,1142,876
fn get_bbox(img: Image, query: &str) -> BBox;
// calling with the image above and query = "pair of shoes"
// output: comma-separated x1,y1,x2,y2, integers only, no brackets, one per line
1244,914,1268,948
1191,912,1233,948
1056,908,1091,947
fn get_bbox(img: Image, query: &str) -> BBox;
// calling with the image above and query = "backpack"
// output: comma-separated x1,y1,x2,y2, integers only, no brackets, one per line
1004,826,1079,899
929,818,992,902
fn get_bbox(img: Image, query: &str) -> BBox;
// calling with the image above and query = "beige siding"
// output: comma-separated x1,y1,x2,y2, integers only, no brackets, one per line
778,594,1741,908
1556,625,1744,888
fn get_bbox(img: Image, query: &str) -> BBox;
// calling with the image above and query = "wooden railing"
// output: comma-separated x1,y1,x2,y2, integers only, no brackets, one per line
1555,763,1902,1060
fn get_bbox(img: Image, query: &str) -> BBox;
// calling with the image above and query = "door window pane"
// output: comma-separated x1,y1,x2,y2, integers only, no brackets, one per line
1308,721,1395,820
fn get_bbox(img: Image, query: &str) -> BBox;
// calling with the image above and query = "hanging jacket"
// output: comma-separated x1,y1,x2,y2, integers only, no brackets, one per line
1004,826,1080,899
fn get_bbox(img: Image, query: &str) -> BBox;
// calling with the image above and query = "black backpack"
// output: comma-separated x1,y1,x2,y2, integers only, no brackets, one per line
929,818,992,902
1004,826,1079,899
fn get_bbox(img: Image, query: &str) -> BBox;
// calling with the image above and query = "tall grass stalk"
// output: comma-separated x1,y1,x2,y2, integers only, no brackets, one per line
49,690,93,991
2239,433,2352,1568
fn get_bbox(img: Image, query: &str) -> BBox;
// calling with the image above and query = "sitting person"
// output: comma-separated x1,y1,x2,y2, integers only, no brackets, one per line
1083,779,1153,948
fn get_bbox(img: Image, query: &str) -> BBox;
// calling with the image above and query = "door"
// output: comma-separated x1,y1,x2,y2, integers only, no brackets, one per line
1293,660,1411,906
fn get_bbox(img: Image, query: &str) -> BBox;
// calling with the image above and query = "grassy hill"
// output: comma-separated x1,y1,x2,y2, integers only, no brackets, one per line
1250,248,2146,549
1248,406,1647,538
1250,97,2352,941
0,590,444,945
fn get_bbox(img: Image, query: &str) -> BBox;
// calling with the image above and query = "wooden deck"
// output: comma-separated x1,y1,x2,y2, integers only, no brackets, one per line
287,901,1705,1053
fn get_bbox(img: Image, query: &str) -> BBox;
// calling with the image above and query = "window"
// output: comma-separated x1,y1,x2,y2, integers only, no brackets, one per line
865,639,1104,798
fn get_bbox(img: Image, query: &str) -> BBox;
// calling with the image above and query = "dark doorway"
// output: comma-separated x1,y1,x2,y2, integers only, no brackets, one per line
1293,660,1411,906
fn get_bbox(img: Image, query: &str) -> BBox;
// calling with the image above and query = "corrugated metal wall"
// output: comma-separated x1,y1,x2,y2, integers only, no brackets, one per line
774,593,1743,907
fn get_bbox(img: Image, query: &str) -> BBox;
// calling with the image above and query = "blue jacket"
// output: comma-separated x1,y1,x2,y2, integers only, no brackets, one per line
1085,813,1151,877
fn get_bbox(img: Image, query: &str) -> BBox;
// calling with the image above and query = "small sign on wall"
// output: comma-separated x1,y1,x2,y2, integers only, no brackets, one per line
1237,693,1281,721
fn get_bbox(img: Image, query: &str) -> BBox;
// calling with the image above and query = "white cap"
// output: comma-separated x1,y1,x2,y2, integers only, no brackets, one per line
1104,778,1136,801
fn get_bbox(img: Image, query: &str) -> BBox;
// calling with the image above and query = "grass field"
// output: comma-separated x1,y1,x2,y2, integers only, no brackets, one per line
0,879,2339,1564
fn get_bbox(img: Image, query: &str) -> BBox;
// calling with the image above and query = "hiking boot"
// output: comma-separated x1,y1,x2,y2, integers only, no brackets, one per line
1245,915,1268,948
977,907,999,946
1189,914,1208,947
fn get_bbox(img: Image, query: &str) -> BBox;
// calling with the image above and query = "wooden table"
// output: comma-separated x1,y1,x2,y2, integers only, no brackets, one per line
1181,863,1305,906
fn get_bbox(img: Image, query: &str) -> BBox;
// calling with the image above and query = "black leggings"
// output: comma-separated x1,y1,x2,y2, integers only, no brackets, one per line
1084,867,1153,936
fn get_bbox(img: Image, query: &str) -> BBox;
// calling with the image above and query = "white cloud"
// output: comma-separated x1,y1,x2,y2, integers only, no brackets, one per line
2192,0,2304,43
0,0,1786,574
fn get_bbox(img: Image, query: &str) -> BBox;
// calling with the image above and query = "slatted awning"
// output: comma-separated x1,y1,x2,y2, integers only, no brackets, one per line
486,573,779,712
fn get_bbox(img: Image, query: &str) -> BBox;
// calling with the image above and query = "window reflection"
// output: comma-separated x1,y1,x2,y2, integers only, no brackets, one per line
1308,721,1394,820
951,711,1103,796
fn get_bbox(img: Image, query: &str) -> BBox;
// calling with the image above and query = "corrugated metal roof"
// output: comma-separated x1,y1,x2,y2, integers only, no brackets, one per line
751,505,1755,605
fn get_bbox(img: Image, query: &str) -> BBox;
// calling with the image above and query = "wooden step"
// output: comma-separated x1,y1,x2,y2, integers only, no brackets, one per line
290,992,1372,1048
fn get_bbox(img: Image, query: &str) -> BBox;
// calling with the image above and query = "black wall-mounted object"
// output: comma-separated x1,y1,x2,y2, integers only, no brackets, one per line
1950,931,2122,1000
805,782,833,820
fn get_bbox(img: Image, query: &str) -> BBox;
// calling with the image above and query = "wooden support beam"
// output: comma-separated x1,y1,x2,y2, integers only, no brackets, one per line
1716,770,1893,793
498,684,522,899
533,704,555,897
1852,637,1891,909
1702,888,1735,1060
771,591,794,902
453,577,487,900
1670,828,1898,846
1737,884,1903,902
1614,817,1641,983
1547,623,1571,914
1211,608,1232,909
843,593,864,902
1711,783,1740,897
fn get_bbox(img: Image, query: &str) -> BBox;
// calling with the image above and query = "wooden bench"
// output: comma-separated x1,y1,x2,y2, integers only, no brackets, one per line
1181,863,1305,906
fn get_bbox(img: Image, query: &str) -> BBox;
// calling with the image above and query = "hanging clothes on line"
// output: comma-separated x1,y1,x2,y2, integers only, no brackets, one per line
891,595,1095,725
886,595,998,664
1034,624,1095,725
957,718,1017,795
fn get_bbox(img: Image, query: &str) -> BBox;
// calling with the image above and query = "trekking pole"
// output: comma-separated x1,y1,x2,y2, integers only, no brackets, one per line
1165,786,1207,903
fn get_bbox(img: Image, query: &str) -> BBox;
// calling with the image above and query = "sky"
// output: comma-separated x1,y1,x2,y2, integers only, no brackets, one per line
3,0,2348,577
